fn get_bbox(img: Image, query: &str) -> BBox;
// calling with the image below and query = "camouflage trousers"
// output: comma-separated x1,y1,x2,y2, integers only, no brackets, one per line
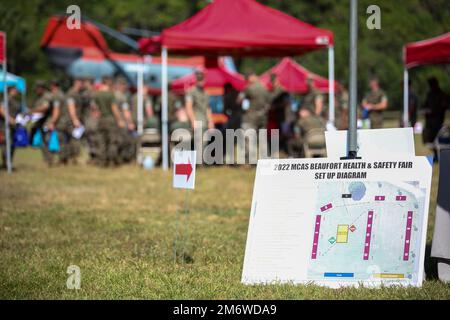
369,110,383,129
240,122,263,164
56,126,81,163
41,130,64,166
84,115,100,162
0,126,15,168
117,128,137,164
90,117,121,167
287,137,304,158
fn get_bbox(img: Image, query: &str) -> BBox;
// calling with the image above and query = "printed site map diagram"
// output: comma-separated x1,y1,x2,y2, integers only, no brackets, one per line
308,180,427,285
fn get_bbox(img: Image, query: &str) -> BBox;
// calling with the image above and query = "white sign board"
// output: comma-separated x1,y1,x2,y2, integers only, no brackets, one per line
172,150,196,189
325,128,415,159
242,157,432,288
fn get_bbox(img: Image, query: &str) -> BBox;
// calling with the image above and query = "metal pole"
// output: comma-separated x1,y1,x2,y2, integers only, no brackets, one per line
137,60,144,136
347,0,358,158
403,68,409,127
2,32,12,173
161,47,169,170
328,45,335,126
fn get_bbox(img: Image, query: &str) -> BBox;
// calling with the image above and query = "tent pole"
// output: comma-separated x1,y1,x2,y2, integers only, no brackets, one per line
137,59,144,136
328,45,335,126
403,68,409,128
2,32,11,173
161,46,169,170
347,0,358,158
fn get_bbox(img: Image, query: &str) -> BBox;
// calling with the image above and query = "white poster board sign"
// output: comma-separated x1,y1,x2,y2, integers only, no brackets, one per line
242,157,432,288
172,150,196,189
325,128,415,159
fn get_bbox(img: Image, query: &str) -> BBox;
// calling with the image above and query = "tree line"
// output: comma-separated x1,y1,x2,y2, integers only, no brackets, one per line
0,0,448,108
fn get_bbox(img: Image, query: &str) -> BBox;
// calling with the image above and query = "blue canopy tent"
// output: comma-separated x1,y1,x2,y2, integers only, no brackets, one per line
0,70,27,111
0,70,26,93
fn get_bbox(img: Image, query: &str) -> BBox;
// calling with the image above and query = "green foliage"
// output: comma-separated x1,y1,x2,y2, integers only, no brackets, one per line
0,0,448,108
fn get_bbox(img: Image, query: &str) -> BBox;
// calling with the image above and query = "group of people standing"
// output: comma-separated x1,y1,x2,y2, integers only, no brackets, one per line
177,70,350,159
1,76,153,169
0,67,448,169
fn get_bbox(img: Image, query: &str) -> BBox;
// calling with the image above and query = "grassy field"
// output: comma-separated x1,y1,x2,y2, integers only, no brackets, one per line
0,134,449,299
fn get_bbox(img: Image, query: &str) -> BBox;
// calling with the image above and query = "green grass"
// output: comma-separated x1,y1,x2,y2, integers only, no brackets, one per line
0,134,449,299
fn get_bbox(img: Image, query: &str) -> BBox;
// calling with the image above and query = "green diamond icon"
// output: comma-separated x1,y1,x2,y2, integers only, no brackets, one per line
328,237,336,244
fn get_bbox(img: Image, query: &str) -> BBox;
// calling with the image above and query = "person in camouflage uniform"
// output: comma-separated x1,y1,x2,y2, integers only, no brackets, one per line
185,71,214,131
185,71,213,159
90,77,125,167
268,73,287,128
302,76,325,119
29,80,51,144
335,85,349,130
81,77,100,163
30,80,64,167
287,101,326,158
47,80,67,165
114,77,136,164
57,78,84,164
361,77,388,129
0,86,21,169
131,86,154,128
238,71,270,130
155,89,187,132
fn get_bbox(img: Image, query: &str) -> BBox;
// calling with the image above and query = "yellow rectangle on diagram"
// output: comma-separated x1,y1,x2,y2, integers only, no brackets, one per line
336,225,349,243
373,273,405,279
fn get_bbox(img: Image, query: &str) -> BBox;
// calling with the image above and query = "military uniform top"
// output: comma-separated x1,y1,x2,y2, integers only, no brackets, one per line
363,89,387,129
294,113,326,137
48,89,65,124
56,88,80,130
168,93,183,123
92,90,116,118
0,97,21,130
186,86,209,124
302,88,323,114
363,89,387,107
80,88,93,121
335,90,349,119
269,85,285,105
66,88,84,119
154,93,182,123
242,82,269,123
131,93,153,123
114,91,130,122
33,92,52,125
33,92,51,110
50,90,65,110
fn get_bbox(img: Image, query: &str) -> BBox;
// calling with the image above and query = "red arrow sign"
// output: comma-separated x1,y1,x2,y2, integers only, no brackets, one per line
175,159,193,182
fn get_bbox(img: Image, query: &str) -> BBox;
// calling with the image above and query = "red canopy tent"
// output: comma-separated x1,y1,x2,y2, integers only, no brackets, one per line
402,32,450,126
404,32,450,69
140,0,335,169
154,0,333,57
138,35,162,55
260,57,337,94
171,64,246,94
